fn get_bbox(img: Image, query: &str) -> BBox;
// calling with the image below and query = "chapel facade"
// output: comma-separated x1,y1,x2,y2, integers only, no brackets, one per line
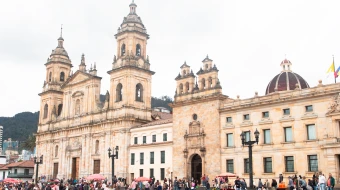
36,1,340,185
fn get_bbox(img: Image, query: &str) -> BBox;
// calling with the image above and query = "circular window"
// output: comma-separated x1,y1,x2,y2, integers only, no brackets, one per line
193,114,198,120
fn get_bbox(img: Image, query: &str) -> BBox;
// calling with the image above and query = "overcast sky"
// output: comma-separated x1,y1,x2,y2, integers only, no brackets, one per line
1,0,340,117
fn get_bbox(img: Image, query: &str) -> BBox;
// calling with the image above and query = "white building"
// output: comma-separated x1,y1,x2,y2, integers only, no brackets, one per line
0,160,34,181
129,112,172,181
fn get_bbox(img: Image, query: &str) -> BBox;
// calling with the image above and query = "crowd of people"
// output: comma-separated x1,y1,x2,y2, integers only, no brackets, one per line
0,172,336,190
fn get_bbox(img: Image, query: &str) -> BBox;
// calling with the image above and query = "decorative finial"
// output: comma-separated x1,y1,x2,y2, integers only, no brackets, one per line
94,62,97,70
206,54,209,58
90,64,93,70
60,24,63,37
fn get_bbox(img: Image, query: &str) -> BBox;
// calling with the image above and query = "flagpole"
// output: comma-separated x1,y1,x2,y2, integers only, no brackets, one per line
334,55,337,83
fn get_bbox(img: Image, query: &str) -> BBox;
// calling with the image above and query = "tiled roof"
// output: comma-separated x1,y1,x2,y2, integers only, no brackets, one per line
131,111,173,129
6,160,34,169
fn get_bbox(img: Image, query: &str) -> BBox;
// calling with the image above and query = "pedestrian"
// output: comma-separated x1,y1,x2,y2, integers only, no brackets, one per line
318,173,326,190
257,179,263,190
288,177,294,190
271,179,277,190
234,177,240,190
327,173,335,190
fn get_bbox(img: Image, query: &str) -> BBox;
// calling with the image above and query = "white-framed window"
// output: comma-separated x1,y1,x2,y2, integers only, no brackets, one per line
226,133,234,147
263,129,271,144
284,127,293,142
307,124,316,140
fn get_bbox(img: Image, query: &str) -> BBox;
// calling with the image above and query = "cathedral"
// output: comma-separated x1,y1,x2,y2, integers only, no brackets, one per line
36,1,340,185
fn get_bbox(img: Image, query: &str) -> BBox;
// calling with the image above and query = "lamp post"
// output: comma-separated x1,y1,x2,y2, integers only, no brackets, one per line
34,155,43,184
108,146,119,183
240,129,260,190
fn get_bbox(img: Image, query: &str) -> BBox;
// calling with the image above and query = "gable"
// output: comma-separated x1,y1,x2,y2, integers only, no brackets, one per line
62,71,93,88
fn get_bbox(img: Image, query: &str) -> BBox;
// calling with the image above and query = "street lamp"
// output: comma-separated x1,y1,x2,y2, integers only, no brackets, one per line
34,155,43,184
240,129,259,189
108,146,119,183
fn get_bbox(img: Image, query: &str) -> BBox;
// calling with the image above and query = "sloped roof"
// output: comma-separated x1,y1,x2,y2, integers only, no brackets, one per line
131,111,173,129
5,160,34,169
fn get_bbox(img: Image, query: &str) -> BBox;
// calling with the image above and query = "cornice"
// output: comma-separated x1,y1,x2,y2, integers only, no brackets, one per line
171,93,228,108
107,65,155,75
45,61,72,68
38,90,63,96
129,141,173,148
219,86,340,113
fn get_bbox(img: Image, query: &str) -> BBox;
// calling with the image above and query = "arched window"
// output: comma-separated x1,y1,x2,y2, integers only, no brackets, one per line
43,104,48,119
208,77,213,88
95,140,99,154
75,99,80,115
205,64,208,70
179,84,183,94
136,44,141,56
116,83,123,102
185,82,190,93
49,72,52,82
136,83,143,102
121,44,126,56
55,145,58,157
202,78,206,89
183,70,186,76
60,72,65,82
57,104,63,116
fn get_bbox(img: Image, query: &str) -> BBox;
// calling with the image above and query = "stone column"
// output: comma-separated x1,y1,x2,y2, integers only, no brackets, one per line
202,155,205,176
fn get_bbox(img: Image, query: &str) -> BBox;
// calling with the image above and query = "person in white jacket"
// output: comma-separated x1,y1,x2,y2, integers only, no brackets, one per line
318,173,326,190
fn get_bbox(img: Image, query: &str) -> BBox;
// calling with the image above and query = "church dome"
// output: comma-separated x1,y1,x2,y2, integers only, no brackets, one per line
265,59,309,94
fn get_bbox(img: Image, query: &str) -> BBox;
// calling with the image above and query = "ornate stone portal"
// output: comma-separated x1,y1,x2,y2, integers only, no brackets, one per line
183,120,206,180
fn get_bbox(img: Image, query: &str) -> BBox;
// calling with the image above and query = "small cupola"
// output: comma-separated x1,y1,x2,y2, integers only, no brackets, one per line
129,0,137,14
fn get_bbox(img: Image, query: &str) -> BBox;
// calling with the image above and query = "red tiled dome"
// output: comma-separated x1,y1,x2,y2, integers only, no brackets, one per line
265,72,309,94
281,59,291,64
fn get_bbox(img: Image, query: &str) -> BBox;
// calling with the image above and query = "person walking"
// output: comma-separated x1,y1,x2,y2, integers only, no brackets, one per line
234,177,241,190
271,179,277,190
318,173,326,190
327,173,335,190
288,177,294,190
257,179,263,190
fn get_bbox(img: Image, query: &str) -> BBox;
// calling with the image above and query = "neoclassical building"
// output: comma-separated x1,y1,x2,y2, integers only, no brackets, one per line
36,1,340,185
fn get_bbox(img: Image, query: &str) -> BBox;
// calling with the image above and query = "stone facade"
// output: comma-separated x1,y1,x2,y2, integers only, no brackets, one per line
36,1,155,181
35,1,340,186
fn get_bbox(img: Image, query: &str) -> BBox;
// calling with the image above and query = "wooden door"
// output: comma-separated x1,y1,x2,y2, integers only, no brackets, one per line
53,163,58,179
93,160,100,174
72,158,80,179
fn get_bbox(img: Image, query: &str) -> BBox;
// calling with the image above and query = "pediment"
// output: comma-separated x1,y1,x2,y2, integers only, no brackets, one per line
62,71,93,88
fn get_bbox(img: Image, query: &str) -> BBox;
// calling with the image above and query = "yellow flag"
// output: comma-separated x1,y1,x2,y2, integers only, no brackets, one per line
327,62,335,73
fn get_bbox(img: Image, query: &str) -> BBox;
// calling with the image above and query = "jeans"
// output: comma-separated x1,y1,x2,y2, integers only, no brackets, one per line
327,187,333,190
319,184,325,190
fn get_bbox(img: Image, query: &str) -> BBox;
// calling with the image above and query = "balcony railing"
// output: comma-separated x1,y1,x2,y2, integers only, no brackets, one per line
7,173,34,178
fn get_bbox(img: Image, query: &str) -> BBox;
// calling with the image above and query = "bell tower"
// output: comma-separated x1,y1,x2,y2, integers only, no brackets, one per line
108,1,154,122
38,28,72,124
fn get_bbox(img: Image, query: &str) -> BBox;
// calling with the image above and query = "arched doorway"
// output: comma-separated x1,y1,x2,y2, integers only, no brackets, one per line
191,154,202,183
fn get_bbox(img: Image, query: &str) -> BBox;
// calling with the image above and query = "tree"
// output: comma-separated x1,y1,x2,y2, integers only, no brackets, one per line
21,135,36,152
